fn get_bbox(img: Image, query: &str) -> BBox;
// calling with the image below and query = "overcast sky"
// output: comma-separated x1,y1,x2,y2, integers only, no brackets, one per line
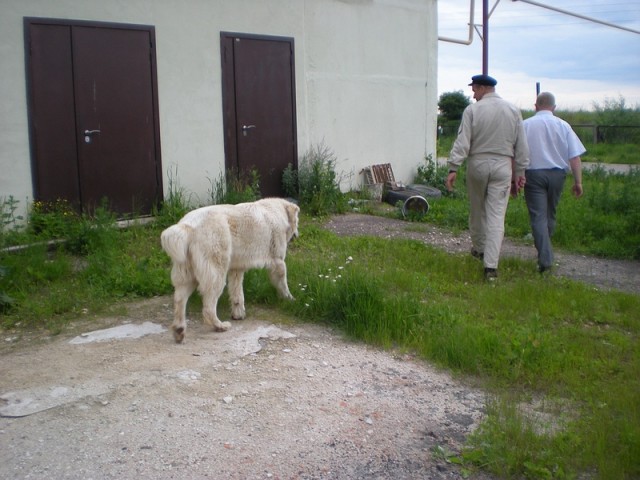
438,0,640,111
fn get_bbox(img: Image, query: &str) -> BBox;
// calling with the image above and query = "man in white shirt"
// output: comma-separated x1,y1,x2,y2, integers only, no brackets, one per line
523,92,586,273
446,74,529,281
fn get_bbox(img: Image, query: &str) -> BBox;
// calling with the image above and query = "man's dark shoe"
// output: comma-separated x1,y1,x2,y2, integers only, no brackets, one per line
538,265,552,274
471,249,484,260
484,267,498,281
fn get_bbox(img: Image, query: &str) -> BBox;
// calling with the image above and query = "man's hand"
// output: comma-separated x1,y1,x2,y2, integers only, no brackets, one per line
510,176,526,198
446,171,457,192
572,183,583,198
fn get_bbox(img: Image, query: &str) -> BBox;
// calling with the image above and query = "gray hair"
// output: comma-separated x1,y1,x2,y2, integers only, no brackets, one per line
536,92,556,108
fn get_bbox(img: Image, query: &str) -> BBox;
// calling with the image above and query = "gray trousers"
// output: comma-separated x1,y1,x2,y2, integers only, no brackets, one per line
524,168,567,269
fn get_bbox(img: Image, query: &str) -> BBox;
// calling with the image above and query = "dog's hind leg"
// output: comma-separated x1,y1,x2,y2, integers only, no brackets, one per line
196,261,231,331
171,265,197,344
268,259,295,301
200,281,231,331
227,269,246,320
188,237,232,332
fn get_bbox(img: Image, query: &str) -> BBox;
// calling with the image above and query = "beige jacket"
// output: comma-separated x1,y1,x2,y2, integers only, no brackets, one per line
448,92,530,177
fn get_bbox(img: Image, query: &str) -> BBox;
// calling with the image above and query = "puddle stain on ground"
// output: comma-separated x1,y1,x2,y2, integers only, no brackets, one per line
0,321,296,418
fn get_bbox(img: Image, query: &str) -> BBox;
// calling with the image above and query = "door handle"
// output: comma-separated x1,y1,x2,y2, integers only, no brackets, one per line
241,125,256,136
83,129,101,143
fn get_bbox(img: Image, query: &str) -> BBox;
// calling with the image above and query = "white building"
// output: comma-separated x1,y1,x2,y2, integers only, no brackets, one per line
1,0,438,219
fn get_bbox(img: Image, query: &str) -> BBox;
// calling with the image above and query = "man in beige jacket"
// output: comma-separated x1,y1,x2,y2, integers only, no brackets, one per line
446,74,529,281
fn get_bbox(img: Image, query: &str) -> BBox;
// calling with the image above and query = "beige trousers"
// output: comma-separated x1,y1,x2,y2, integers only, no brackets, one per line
466,156,512,269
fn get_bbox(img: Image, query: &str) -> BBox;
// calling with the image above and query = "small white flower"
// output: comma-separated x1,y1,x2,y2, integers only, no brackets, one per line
305,303,310,307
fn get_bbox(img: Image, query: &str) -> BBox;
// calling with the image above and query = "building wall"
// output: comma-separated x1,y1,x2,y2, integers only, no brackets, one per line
0,0,437,218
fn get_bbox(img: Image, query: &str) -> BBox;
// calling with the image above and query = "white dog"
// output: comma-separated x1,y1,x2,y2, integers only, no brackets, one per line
160,198,299,343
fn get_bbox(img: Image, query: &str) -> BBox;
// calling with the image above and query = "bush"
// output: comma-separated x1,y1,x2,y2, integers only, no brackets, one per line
283,143,348,216
414,154,449,187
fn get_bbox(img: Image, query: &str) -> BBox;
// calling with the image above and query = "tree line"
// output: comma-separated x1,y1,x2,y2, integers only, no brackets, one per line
438,91,640,144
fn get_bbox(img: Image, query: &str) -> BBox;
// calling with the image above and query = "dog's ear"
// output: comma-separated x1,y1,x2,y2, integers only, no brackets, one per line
285,202,300,239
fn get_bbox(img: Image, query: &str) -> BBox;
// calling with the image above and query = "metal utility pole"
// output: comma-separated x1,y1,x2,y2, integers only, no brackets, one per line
483,0,489,74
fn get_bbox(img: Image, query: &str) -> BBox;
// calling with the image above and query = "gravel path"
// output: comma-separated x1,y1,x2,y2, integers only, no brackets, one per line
324,213,640,295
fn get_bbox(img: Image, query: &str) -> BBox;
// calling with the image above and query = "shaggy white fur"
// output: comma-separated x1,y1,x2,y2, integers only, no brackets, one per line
161,198,299,343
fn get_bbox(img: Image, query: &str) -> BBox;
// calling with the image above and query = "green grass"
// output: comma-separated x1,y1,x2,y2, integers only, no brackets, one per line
281,226,639,479
583,143,640,165
423,165,640,260
1,165,639,479
439,133,640,166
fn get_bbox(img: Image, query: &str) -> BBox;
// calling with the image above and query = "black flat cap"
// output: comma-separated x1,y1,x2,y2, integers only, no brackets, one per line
468,74,497,86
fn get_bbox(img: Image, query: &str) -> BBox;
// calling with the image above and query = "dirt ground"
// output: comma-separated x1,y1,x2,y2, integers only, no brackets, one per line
1,213,638,480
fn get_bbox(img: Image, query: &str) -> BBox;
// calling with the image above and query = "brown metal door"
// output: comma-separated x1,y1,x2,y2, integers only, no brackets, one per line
221,34,297,198
26,19,162,216
27,23,82,211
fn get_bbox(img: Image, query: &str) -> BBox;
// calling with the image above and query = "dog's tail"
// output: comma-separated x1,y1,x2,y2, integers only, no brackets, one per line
160,224,192,264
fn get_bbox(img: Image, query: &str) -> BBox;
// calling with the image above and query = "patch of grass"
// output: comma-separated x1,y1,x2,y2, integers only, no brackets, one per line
437,134,455,158
422,166,640,260
281,224,639,479
583,143,640,165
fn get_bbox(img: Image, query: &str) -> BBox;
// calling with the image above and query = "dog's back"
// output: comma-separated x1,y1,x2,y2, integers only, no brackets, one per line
161,198,298,342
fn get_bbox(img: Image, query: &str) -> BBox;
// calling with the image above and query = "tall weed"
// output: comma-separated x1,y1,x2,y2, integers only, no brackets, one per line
155,166,193,228
209,167,260,206
284,143,348,216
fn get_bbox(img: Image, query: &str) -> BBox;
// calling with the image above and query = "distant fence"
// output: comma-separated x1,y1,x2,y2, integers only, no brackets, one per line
438,124,640,145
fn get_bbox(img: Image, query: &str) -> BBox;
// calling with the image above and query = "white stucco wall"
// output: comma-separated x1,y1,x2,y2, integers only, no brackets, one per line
0,0,437,220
